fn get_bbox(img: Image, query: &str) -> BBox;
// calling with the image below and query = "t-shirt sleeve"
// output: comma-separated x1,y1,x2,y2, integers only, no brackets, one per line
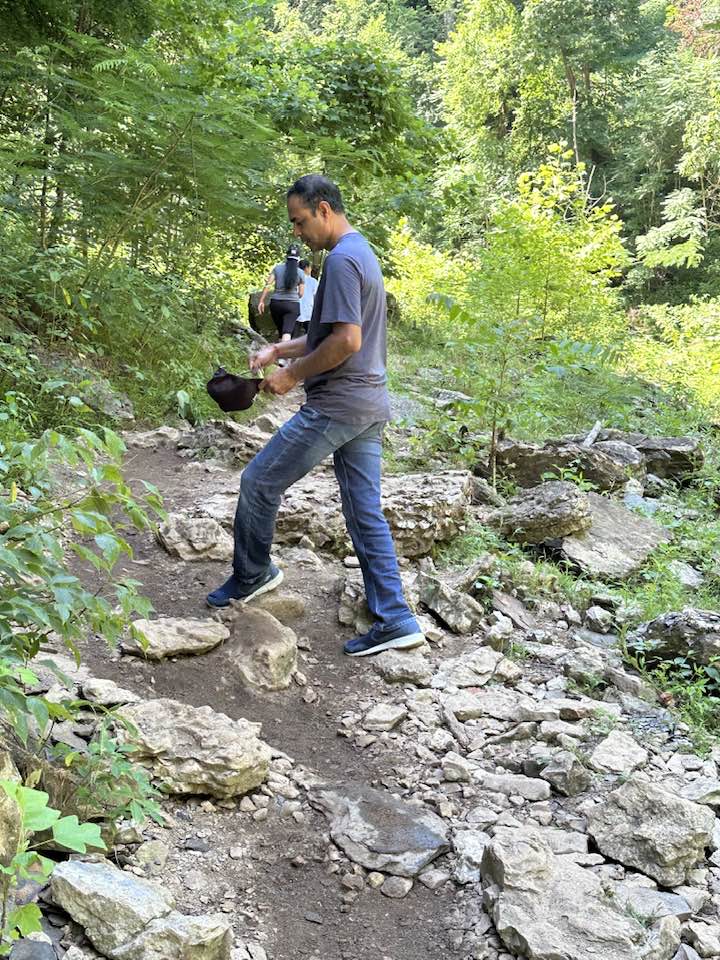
319,255,362,326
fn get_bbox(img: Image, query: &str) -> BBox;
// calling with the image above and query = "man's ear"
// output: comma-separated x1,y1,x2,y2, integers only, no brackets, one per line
318,200,332,220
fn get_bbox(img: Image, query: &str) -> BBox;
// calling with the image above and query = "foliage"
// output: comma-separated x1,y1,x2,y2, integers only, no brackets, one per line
0,781,105,954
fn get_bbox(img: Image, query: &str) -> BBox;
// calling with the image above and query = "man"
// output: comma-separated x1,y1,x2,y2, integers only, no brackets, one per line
296,258,318,334
207,174,423,657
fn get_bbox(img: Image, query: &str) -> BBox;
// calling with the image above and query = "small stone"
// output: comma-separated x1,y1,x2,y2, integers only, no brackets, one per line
380,876,413,899
229,846,243,860
367,871,385,889
418,868,450,890
304,911,323,924
362,703,408,732
590,730,648,774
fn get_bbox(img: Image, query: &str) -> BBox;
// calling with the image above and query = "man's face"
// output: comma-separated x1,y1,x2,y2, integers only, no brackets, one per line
288,195,331,251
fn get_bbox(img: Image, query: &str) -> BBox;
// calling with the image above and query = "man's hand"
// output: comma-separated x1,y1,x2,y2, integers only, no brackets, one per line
249,344,277,371
261,366,299,396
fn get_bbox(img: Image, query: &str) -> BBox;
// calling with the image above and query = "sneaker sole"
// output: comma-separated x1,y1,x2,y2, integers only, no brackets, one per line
241,568,284,604
206,569,283,609
345,632,425,657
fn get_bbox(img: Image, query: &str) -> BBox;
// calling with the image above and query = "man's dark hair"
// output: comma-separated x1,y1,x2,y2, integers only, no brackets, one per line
299,259,310,270
287,174,345,214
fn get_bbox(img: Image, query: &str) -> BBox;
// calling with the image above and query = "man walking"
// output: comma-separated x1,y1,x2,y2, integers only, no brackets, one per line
207,174,423,657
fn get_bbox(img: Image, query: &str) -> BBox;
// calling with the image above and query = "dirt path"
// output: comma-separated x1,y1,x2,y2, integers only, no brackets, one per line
77,421,466,960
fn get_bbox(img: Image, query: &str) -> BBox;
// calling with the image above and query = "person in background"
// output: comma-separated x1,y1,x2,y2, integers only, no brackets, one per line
297,258,318,334
258,244,304,346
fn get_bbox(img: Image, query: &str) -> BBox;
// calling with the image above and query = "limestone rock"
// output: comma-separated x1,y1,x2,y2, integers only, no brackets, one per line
431,648,509,690
157,513,233,562
380,876,413,899
373,651,432,686
474,770,550,801
496,481,592,545
51,859,174,956
311,783,449,877
275,470,475,557
118,698,271,798
113,912,231,960
686,921,720,959
540,750,591,797
123,426,181,449
495,439,634,491
221,605,297,691
563,429,704,480
251,590,306,624
587,777,714,886
590,730,648,774
178,419,268,466
363,703,408,732
628,609,720,666
51,859,230,960
417,569,484,634
338,569,373,634
561,492,670,579
482,827,681,960
123,618,229,660
453,829,491,884
81,678,141,706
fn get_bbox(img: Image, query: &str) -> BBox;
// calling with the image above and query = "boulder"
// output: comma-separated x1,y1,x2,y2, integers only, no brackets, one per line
51,859,231,960
430,648,512,690
560,492,670,578
482,827,680,960
118,699,271,798
495,439,634,491
178,419,268,466
157,513,233,562
628,609,720,666
565,429,703,481
251,590,306,624
310,783,449,877
123,618,229,660
221,605,297,691
122,426,181,449
275,470,475,558
587,777,715,886
495,481,592,545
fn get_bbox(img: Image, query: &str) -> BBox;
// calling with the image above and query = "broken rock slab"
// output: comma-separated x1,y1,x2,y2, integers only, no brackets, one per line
417,567,485,635
560,491,670,579
495,480,592,545
495,439,636,491
118,698,271,799
123,618,229,660
373,650,433,686
221,605,297,691
157,513,233,562
81,678,141,707
310,783,449,877
275,470,475,557
628,608,720,666
587,777,715,886
482,827,680,960
590,729,648,774
51,859,230,960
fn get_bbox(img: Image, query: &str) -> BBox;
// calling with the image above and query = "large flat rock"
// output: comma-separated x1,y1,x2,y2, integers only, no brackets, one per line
560,491,670,578
310,783,449,877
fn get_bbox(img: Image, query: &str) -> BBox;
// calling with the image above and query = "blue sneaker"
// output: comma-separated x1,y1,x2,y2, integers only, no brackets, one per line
344,621,425,657
207,565,283,608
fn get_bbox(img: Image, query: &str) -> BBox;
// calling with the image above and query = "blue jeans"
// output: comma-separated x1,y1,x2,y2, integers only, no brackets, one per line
233,405,418,632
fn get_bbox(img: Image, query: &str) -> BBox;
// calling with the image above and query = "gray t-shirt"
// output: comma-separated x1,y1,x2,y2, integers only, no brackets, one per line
271,262,302,302
304,231,391,424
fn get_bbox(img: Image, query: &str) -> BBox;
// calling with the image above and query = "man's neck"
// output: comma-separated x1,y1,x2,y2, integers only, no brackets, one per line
326,216,354,250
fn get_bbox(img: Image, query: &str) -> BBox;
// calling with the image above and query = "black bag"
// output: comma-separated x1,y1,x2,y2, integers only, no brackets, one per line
206,367,261,412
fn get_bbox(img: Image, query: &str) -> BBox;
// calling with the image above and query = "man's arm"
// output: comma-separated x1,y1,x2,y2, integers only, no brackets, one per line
257,270,275,314
261,324,361,395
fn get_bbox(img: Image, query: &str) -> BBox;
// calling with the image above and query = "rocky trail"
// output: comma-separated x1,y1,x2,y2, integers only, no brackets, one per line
15,386,720,960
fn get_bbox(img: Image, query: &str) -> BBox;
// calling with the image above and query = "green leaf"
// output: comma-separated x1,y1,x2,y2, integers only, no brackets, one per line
52,815,106,853
7,903,42,937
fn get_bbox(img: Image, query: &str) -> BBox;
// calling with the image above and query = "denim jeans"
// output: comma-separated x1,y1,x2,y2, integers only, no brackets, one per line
233,405,418,633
